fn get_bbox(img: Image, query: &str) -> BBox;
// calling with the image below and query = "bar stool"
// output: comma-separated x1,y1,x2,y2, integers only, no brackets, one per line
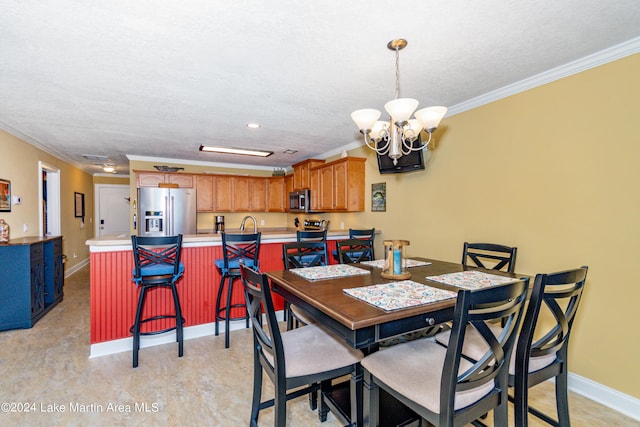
214,232,261,348
130,234,185,368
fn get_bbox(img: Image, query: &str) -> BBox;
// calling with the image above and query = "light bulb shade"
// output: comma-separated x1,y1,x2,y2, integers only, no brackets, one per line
351,109,381,131
414,106,448,131
370,120,389,141
404,119,424,141
384,98,419,123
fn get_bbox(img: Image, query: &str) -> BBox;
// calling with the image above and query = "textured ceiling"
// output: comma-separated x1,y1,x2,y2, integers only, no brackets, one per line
1,1,639,175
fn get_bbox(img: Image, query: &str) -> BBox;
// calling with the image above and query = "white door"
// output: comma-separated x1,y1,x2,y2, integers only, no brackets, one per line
96,185,130,237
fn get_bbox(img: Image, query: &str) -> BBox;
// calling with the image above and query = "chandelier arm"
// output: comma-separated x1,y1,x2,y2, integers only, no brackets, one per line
364,133,391,155
401,136,426,155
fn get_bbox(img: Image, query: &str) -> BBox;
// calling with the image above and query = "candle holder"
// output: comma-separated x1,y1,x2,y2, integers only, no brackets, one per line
381,239,411,280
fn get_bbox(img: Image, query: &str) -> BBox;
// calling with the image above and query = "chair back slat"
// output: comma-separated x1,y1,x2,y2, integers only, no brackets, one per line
296,230,327,243
462,242,517,273
336,238,374,263
221,232,261,271
131,234,183,282
518,267,588,360
240,264,284,372
283,241,329,269
442,279,528,403
349,228,375,259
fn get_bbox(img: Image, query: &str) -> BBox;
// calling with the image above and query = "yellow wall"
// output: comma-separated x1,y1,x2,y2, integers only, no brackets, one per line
351,53,640,398
0,130,94,272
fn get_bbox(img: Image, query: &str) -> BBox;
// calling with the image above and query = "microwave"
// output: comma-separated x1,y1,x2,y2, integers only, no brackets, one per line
289,189,310,212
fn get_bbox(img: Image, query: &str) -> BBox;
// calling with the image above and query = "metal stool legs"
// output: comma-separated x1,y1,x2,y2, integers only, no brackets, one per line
131,282,185,368
215,272,249,348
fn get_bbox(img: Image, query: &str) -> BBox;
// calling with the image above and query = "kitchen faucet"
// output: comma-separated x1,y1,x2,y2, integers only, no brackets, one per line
240,215,258,233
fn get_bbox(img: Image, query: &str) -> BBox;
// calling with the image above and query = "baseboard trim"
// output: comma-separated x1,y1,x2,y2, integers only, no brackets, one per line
64,257,90,278
568,372,640,421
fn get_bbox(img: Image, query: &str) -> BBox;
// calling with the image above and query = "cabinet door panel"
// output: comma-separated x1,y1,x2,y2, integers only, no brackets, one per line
232,177,251,211
137,172,166,187
215,176,234,211
333,161,348,210
250,177,267,212
169,174,194,188
196,175,214,212
319,166,334,210
267,177,286,212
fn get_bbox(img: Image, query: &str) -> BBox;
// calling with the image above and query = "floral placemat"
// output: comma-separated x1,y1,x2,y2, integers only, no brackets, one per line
426,270,517,290
360,258,432,269
290,264,370,281
343,280,457,311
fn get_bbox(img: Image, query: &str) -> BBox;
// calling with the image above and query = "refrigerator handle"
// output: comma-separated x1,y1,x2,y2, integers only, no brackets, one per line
164,195,170,236
170,195,175,235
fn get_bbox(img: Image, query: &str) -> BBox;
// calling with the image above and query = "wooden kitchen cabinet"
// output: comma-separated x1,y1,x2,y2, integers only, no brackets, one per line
318,165,335,211
285,174,294,195
292,159,325,190
136,171,194,188
311,157,366,212
233,177,266,212
267,177,286,212
196,175,215,212
0,236,64,331
214,175,234,211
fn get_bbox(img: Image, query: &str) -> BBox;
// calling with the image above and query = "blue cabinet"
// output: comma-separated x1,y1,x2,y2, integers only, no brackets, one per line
0,236,64,331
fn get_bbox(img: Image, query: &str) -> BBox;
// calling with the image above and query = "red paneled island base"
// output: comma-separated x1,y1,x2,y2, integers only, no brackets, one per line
87,231,346,356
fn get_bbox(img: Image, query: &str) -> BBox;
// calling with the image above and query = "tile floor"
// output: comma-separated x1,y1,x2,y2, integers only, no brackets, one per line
0,266,636,426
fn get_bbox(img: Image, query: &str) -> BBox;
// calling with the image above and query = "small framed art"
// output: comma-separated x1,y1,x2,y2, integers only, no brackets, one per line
0,179,11,212
74,192,85,218
371,182,386,212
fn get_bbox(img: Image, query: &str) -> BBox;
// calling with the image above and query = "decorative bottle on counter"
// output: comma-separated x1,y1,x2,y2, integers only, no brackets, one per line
0,219,9,243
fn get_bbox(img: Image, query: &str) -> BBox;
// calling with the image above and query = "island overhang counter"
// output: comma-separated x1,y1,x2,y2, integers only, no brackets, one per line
86,229,349,357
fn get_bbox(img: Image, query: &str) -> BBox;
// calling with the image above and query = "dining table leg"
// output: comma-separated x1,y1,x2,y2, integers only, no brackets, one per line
351,363,364,427
362,369,378,427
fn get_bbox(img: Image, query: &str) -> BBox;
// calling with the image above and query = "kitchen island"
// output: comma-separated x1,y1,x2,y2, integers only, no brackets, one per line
86,228,349,357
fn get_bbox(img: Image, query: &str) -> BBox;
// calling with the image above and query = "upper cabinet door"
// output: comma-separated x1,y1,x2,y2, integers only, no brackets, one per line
196,175,214,212
215,176,234,211
267,177,286,212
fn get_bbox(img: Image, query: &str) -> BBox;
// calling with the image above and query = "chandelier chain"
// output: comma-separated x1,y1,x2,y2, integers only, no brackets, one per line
394,46,401,100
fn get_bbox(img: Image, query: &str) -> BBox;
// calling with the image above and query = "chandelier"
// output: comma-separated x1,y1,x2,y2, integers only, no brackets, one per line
351,39,447,165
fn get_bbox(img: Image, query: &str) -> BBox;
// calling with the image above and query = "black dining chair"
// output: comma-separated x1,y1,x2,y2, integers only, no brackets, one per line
296,229,327,243
362,278,529,427
336,238,374,264
332,228,375,261
462,242,518,273
130,234,185,368
512,266,588,426
282,241,329,330
239,264,363,427
434,267,588,426
214,232,261,348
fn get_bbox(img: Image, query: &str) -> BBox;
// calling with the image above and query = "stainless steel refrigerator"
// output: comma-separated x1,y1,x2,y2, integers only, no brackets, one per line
138,187,196,236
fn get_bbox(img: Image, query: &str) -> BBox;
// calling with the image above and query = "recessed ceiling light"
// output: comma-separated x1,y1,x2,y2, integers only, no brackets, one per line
103,166,115,173
283,149,298,154
246,123,261,129
199,145,273,157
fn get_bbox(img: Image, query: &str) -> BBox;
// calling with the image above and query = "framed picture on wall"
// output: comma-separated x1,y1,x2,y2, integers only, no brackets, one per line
371,182,386,212
74,192,85,218
0,179,10,212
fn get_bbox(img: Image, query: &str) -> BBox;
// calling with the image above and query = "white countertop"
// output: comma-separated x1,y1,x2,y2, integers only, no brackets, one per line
86,228,351,251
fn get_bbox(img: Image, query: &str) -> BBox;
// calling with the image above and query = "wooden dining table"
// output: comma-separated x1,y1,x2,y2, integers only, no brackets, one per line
266,258,524,427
